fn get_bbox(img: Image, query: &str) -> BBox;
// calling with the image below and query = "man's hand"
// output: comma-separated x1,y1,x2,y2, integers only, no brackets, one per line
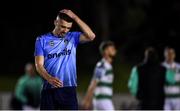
60,9,78,20
81,100,91,110
60,9,96,43
35,56,64,88
47,76,63,88
81,80,97,109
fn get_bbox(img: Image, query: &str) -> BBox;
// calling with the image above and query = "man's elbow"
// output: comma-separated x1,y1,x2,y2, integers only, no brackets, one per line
88,33,96,41
35,63,42,73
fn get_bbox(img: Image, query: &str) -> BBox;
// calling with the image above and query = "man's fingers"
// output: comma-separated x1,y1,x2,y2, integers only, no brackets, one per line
52,82,61,88
60,10,65,13
53,78,63,87
54,80,62,87
49,77,63,88
60,9,68,14
54,78,63,85
54,77,60,82
60,9,70,13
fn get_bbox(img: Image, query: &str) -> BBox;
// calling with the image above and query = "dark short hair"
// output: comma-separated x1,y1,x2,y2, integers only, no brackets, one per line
57,12,73,23
99,41,115,55
164,46,175,57
164,46,175,52
144,47,159,64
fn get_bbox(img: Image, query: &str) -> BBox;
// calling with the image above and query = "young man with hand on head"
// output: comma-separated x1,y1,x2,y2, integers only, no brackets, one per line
34,9,95,110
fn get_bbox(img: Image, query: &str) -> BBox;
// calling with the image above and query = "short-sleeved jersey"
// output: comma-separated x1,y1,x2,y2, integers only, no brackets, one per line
15,74,43,105
93,59,114,100
162,62,180,98
34,32,81,89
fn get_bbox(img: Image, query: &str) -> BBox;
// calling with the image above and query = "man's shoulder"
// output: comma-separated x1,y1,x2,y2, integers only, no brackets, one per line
136,63,144,69
159,64,167,70
68,31,81,34
67,31,81,37
95,60,104,68
175,62,180,68
95,59,112,70
35,75,43,80
17,75,29,84
36,33,52,40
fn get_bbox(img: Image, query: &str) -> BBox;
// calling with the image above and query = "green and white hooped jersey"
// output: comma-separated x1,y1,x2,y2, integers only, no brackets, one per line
93,59,114,100
162,62,180,98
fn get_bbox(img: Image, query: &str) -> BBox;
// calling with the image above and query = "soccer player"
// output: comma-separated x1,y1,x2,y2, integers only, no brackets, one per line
82,41,117,110
13,63,42,110
34,9,95,110
162,47,180,110
128,47,167,109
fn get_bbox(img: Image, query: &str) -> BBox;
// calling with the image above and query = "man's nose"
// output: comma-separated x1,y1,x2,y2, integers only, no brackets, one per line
62,28,67,32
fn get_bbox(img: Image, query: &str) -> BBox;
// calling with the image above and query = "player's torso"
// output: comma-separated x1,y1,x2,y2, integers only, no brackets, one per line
98,68,114,86
163,62,180,82
43,33,75,59
163,62,180,98
94,59,114,100
24,76,42,95
40,32,78,88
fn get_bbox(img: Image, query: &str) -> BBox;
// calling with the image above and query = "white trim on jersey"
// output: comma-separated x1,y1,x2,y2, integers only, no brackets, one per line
94,87,113,96
165,86,180,95
175,74,180,81
101,74,114,83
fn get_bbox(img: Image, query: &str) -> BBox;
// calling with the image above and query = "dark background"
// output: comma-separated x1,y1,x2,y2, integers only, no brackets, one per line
0,0,180,92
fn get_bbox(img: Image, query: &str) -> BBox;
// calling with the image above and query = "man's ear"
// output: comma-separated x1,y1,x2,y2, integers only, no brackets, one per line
54,20,57,26
104,49,107,55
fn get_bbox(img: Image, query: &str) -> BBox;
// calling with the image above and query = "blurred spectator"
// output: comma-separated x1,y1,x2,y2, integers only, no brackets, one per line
11,63,43,110
128,47,175,110
82,41,117,110
162,47,180,110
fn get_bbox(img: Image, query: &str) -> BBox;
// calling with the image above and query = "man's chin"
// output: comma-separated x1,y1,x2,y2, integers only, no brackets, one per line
109,55,116,59
60,33,66,37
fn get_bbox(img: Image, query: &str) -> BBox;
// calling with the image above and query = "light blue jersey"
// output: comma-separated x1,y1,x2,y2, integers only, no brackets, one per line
34,32,81,89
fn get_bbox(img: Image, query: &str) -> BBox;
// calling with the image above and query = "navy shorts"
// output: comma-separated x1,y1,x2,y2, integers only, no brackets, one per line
40,87,78,110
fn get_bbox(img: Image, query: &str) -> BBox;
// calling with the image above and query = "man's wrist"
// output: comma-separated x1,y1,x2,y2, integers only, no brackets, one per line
44,74,52,81
73,16,80,22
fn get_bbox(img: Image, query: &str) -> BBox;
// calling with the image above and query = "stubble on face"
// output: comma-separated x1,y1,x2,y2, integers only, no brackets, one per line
54,18,72,37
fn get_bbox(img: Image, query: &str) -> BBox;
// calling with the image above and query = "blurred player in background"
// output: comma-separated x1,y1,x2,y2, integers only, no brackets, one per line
34,9,95,110
13,63,42,110
162,47,180,110
128,47,168,110
82,41,117,110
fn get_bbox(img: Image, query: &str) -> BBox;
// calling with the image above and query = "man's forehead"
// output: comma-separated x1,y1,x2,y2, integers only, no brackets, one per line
108,45,115,48
58,19,72,25
167,49,175,53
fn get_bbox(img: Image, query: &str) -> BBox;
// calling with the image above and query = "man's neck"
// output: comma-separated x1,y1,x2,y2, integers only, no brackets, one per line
52,29,58,36
103,56,113,64
52,29,64,38
166,60,174,64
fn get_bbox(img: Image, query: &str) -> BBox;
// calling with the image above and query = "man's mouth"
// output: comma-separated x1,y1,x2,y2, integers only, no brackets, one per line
59,33,66,37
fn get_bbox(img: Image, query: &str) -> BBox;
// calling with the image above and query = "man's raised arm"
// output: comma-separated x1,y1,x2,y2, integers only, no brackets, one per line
60,9,96,43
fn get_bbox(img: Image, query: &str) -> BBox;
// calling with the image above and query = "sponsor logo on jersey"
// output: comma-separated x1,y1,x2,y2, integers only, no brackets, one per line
64,39,69,45
49,41,54,46
47,48,71,59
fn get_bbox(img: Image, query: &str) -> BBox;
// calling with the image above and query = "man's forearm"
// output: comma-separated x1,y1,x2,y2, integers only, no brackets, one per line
84,87,94,102
74,16,95,40
35,64,63,88
82,80,97,107
82,85,95,108
60,9,95,41
36,64,51,81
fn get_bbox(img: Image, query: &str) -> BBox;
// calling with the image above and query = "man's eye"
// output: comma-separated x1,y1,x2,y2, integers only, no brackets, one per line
61,26,65,28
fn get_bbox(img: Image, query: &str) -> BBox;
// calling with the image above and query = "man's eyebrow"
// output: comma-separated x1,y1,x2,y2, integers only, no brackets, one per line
61,25,71,29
